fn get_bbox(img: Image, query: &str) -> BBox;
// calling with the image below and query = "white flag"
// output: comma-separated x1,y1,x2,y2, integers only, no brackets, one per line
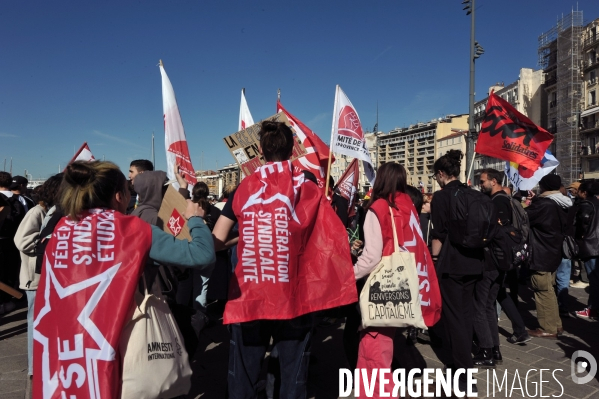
505,151,559,191
330,85,375,184
159,61,197,186
69,142,95,164
239,89,254,131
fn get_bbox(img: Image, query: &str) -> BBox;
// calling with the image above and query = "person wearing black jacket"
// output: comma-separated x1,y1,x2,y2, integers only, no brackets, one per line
430,150,481,393
574,182,599,320
526,174,572,338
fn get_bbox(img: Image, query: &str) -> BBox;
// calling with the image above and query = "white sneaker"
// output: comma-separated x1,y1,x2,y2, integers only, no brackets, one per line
570,281,590,289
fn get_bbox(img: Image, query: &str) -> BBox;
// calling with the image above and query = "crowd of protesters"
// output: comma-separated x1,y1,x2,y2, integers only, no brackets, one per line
0,123,598,398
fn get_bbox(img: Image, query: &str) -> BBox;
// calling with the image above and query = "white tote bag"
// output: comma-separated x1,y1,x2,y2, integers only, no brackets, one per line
120,279,192,399
359,207,426,329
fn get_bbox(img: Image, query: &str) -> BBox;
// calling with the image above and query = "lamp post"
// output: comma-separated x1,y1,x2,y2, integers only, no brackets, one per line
462,0,484,184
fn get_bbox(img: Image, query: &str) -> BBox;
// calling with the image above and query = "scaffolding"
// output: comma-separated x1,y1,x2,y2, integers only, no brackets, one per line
538,11,584,184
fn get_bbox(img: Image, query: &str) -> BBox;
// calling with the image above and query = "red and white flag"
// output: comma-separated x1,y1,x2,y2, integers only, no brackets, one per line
277,100,333,190
330,85,375,184
335,158,360,217
68,142,95,164
239,89,254,131
160,61,197,186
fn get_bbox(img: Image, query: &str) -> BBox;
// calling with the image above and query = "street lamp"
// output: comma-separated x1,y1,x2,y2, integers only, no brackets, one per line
462,0,483,184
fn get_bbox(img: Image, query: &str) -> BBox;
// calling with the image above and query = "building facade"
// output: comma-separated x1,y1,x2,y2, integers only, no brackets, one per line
580,18,599,179
376,114,468,193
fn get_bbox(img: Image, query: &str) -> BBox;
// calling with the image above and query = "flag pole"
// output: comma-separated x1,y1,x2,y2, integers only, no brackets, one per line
277,88,281,102
325,85,339,196
466,152,476,185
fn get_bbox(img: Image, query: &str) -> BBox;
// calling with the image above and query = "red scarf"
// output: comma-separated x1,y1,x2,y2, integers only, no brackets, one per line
370,194,442,327
225,161,357,323
33,209,152,399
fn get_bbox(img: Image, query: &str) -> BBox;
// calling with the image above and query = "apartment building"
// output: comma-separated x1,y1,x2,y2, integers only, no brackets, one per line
580,18,599,179
377,115,468,193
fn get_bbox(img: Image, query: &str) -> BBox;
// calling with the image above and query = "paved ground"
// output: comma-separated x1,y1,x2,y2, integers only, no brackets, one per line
2,284,598,399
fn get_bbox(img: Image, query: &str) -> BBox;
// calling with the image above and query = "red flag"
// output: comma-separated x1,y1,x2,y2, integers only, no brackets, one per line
33,210,152,399
475,92,553,171
68,142,95,164
224,161,357,324
277,101,333,191
370,194,442,327
335,158,360,217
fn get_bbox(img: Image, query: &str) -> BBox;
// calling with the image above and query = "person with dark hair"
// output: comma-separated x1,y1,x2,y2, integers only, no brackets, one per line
128,159,154,184
574,182,599,320
10,175,35,211
32,161,215,397
476,169,530,364
352,163,433,396
429,149,483,392
526,174,572,338
212,121,356,399
0,171,25,315
13,173,62,376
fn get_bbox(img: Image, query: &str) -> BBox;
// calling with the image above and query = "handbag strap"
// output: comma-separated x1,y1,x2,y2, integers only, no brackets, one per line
389,206,400,253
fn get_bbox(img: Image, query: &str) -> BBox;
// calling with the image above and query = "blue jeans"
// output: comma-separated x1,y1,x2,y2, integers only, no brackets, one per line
228,315,313,399
26,290,36,375
585,257,598,309
556,258,571,312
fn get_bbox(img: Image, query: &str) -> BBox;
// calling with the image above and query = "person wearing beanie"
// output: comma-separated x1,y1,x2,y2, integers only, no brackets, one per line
525,174,574,338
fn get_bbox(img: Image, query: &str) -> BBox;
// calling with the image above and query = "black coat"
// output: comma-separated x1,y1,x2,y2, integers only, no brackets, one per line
526,196,570,272
575,196,599,259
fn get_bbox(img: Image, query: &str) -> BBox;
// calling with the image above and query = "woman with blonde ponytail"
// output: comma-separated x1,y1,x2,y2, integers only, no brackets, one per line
32,160,215,399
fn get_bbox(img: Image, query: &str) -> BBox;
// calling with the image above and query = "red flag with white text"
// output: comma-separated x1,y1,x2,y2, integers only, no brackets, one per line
160,61,197,186
475,92,553,171
335,158,360,217
277,100,333,191
33,210,152,399
224,161,357,323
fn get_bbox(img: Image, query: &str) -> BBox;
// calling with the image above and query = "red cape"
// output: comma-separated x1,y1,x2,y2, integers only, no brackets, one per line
370,194,442,327
224,161,357,323
33,210,152,399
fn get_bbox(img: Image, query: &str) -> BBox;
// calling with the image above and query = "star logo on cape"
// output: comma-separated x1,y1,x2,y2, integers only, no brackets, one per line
33,258,122,399
240,162,304,223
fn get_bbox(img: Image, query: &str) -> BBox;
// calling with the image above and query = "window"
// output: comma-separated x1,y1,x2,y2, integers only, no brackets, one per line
591,91,597,106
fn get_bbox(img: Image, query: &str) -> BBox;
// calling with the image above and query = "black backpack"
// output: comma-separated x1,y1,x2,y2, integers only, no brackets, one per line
0,194,26,238
492,192,531,270
448,184,498,249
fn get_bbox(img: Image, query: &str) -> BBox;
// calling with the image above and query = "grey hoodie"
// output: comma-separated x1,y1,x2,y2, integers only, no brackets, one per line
540,190,573,209
131,170,167,226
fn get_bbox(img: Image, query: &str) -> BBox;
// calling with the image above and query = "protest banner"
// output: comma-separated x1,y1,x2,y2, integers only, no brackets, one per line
223,113,307,177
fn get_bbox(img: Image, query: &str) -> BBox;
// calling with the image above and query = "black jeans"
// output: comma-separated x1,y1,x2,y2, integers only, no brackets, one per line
439,273,480,371
228,316,314,399
497,271,526,336
473,270,501,348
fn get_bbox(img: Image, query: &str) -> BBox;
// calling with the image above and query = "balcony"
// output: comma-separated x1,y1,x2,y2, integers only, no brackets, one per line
583,57,599,72
583,35,599,50
581,120,599,133
550,100,558,108
544,77,557,87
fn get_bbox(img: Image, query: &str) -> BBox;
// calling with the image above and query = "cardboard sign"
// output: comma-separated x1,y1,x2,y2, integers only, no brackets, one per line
223,113,307,177
157,184,191,241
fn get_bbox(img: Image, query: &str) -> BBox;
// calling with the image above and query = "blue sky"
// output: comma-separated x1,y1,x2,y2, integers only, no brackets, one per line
2,0,599,178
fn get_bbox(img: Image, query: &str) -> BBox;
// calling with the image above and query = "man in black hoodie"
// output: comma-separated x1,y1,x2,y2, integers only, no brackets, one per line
526,174,572,338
